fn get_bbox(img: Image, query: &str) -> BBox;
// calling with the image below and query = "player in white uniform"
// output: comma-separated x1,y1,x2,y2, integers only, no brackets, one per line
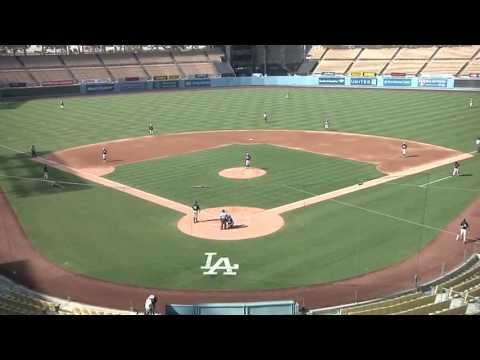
476,137,480,153
456,219,470,244
401,142,408,157
324,119,329,129
263,112,268,123
59,99,64,109
245,152,252,168
452,161,460,176
469,98,473,109
144,294,157,315
102,147,107,161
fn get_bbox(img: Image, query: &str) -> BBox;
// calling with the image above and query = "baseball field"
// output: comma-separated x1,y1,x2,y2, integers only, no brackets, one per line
0,87,479,309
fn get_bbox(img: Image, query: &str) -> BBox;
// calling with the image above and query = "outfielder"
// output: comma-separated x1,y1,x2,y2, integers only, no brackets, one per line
469,98,473,109
401,142,408,157
102,147,107,161
43,164,48,180
31,145,37,158
192,201,200,224
456,219,470,244
476,137,480,153
59,98,64,110
148,123,154,135
263,112,268,123
452,161,460,176
324,119,329,129
245,152,252,168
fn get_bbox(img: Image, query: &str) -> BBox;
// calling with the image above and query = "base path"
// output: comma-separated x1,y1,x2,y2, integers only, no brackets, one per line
1,189,479,311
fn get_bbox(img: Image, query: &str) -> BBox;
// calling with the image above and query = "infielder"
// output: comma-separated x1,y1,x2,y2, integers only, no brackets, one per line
102,147,107,161
452,161,460,176
263,112,268,123
401,142,408,157
144,294,157,315
324,119,329,129
59,98,64,110
192,201,200,224
148,123,154,135
456,219,470,244
245,152,252,168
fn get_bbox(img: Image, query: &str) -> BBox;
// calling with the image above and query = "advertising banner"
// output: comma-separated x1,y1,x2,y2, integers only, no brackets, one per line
118,81,147,91
86,83,115,92
418,78,448,88
184,79,211,88
152,80,179,89
318,77,345,85
383,78,412,87
350,77,377,86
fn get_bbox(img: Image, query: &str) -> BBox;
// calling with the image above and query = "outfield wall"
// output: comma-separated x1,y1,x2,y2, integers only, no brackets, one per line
1,76,479,100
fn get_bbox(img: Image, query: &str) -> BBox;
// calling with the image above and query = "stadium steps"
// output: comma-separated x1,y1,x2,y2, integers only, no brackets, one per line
393,300,451,315
379,47,403,75
96,54,114,81
340,292,422,314
58,55,79,82
416,47,442,76
451,275,480,292
344,48,364,74
344,294,434,315
133,53,151,79
436,266,480,292
457,49,480,76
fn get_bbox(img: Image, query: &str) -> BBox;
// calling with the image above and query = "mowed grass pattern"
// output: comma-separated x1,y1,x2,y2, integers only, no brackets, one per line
107,144,382,209
0,87,479,290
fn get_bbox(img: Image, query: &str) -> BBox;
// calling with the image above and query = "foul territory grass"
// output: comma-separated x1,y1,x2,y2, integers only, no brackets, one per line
106,144,382,209
1,87,479,291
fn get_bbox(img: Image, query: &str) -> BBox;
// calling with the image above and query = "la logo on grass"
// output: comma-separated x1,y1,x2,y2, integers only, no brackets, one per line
201,252,239,276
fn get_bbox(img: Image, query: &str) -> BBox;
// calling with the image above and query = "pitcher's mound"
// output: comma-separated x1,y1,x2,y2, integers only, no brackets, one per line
177,206,284,240
219,167,266,179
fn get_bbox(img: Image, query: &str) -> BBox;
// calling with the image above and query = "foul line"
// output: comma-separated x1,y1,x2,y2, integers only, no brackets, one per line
0,175,94,187
419,176,452,188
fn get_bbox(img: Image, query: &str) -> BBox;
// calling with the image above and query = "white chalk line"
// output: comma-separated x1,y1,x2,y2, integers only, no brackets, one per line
0,175,94,187
419,175,452,188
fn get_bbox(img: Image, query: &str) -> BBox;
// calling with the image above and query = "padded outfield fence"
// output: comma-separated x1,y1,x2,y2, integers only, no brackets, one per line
1,75,480,100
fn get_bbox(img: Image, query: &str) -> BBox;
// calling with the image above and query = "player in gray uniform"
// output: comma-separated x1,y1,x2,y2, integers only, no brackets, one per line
192,201,200,223
219,209,227,230
245,152,252,168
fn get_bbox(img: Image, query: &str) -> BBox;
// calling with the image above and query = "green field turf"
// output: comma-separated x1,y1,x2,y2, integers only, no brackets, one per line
0,87,479,291
106,144,382,209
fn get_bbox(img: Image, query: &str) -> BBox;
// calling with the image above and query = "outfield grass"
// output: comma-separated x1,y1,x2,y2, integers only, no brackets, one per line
0,87,479,291
107,144,382,209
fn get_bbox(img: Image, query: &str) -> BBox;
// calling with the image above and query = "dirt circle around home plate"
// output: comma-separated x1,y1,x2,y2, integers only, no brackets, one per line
176,206,284,240
218,167,267,179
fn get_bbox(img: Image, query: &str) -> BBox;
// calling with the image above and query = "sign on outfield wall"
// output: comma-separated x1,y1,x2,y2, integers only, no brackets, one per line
350,77,377,86
85,83,115,92
383,78,412,87
184,79,211,88
152,80,179,89
318,77,345,85
418,78,448,88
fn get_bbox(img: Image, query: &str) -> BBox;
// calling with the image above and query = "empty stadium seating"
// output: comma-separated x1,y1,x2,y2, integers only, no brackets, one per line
18,55,64,68
30,68,75,85
206,51,224,62
323,48,361,60
108,66,148,80
173,51,209,63
460,61,480,75
61,54,103,67
143,64,182,78
0,56,23,69
136,52,174,64
178,62,218,76
314,60,352,74
349,60,388,74
0,70,36,85
383,60,427,75
421,60,467,75
100,53,139,66
70,67,112,82
434,46,480,59
358,48,399,59
395,47,438,59
308,46,327,60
